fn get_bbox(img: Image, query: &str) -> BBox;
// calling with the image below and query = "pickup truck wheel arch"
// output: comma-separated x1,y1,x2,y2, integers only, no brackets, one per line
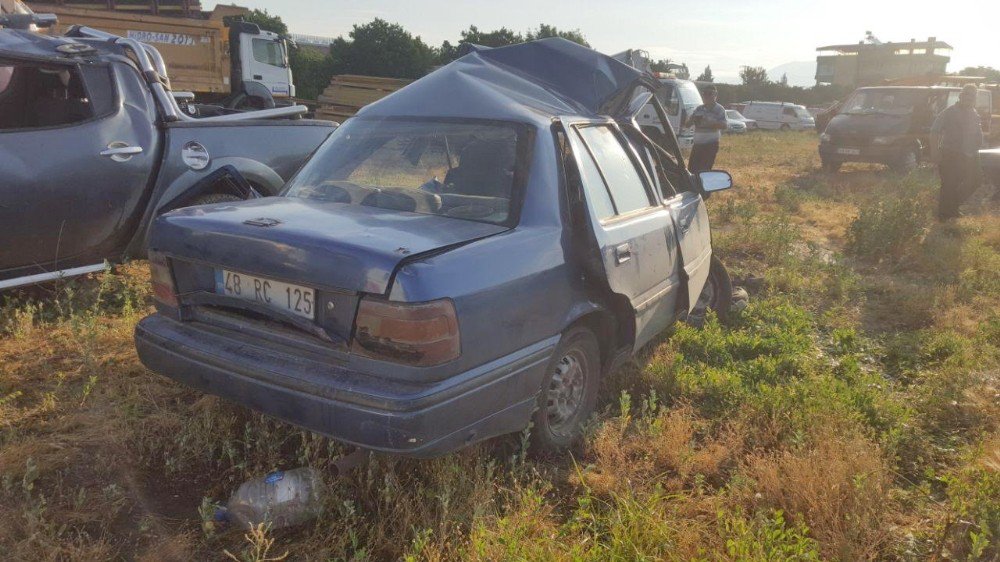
159,157,284,208
125,158,285,259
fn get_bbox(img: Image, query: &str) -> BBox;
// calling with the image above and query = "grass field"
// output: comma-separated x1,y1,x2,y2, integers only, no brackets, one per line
1,132,998,561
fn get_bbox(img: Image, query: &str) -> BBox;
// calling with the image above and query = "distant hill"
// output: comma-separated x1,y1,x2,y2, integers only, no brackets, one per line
769,61,816,87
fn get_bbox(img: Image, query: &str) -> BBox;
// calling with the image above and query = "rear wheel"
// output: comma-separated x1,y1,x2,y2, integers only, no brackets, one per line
530,327,601,455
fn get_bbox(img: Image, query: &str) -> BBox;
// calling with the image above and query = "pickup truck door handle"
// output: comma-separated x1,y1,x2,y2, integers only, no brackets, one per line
101,143,143,162
615,243,632,265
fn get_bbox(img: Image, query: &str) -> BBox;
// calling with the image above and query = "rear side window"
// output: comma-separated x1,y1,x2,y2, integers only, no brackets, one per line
576,126,652,214
0,60,115,131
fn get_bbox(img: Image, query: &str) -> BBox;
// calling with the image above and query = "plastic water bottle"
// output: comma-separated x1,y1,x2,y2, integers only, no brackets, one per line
218,467,326,530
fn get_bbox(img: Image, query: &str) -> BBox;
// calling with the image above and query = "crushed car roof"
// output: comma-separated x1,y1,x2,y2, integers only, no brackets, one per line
0,28,119,62
358,37,656,126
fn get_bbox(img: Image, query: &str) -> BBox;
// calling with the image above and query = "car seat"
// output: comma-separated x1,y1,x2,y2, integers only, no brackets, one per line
443,140,515,198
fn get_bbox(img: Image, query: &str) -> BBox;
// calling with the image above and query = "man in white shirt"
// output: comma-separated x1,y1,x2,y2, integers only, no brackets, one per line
684,85,728,172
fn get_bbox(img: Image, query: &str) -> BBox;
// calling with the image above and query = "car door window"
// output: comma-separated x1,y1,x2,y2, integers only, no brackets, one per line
622,133,675,200
577,125,653,214
252,39,285,67
572,137,617,220
783,107,796,117
0,61,114,131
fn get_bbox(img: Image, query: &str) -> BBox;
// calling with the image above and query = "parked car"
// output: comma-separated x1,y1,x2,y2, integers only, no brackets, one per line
742,101,815,131
725,109,755,133
135,38,734,459
0,15,335,290
819,86,993,173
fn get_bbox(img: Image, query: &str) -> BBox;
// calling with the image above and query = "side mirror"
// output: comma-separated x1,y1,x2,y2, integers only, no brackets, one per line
698,170,733,193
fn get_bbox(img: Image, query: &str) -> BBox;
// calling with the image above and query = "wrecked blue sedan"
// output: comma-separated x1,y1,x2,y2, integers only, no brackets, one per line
135,38,733,457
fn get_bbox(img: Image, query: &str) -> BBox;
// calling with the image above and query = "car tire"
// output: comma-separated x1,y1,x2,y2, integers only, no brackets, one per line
780,124,791,132
822,159,842,173
891,148,918,174
530,326,601,455
687,255,733,327
190,192,243,207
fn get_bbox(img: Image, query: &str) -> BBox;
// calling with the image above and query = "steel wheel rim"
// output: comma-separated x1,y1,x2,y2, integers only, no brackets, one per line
546,349,588,434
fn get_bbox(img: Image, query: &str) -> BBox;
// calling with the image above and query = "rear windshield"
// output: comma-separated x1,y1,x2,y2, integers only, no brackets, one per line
285,119,522,225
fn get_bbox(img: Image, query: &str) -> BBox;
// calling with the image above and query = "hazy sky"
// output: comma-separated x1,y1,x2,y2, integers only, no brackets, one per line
208,0,999,84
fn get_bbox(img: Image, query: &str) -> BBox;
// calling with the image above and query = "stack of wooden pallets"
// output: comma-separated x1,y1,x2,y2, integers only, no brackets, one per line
315,74,413,121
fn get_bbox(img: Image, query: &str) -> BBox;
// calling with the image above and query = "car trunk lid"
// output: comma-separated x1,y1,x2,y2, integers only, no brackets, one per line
151,196,509,296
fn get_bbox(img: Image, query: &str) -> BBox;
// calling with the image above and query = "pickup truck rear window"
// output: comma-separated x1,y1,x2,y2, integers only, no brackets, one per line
286,118,523,226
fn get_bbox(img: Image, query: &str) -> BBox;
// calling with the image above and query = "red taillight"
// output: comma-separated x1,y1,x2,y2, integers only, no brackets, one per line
352,298,460,367
148,251,178,308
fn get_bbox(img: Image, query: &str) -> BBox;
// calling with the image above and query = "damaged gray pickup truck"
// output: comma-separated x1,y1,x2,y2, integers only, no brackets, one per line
0,14,335,290
136,38,735,459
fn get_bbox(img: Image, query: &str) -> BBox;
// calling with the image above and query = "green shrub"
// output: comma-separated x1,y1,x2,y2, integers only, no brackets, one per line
720,509,822,561
846,187,931,263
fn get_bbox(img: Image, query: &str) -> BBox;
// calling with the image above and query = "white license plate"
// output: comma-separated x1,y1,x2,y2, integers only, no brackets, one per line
216,269,315,320
837,148,861,156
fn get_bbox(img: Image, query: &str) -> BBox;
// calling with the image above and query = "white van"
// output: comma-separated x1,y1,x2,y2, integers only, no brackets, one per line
634,77,704,150
743,102,815,131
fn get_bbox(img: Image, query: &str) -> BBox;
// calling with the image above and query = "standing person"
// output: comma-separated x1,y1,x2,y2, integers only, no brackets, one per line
685,85,728,172
929,85,984,221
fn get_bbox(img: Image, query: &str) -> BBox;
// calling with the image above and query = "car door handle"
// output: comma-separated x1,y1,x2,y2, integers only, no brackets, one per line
615,243,632,265
100,144,143,162
253,74,263,80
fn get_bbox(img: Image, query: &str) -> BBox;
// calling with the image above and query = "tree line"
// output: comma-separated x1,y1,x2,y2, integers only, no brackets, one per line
243,10,999,106
243,11,590,100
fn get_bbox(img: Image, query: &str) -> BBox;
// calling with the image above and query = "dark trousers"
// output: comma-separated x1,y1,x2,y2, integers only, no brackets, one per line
937,150,978,220
689,141,719,173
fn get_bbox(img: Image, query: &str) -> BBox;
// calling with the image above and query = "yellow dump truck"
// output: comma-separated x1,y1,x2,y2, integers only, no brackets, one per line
1,0,294,107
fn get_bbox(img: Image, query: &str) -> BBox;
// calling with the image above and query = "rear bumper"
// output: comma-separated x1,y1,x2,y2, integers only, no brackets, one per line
135,314,556,458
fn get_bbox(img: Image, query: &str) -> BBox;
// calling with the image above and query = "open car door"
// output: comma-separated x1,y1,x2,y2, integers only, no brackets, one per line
628,92,714,313
564,120,682,352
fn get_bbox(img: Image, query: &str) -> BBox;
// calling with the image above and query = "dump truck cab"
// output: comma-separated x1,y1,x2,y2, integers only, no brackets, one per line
3,1,296,109
226,21,294,107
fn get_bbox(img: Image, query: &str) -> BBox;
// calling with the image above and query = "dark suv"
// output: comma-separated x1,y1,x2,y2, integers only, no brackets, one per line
819,86,993,173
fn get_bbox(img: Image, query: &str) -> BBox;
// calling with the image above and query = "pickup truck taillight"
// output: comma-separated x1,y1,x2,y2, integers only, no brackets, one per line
352,298,460,367
148,251,178,308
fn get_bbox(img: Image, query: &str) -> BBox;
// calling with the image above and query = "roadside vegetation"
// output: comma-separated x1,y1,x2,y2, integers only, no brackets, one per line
1,132,997,561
